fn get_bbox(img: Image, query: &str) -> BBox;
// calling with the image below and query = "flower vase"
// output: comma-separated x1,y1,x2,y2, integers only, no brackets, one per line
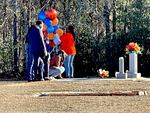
128,52,141,78
129,52,137,74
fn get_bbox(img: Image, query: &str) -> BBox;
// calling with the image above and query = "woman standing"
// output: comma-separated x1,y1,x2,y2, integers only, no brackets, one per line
60,25,76,78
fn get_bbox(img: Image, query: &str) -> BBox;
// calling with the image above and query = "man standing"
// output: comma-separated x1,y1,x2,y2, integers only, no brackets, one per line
27,20,47,81
26,25,34,81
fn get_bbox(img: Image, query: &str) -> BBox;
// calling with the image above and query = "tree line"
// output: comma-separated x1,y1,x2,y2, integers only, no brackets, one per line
0,0,150,79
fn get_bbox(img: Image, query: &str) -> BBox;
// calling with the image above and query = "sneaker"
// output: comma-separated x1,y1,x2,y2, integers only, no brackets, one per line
45,77,50,80
49,76,56,80
41,78,45,81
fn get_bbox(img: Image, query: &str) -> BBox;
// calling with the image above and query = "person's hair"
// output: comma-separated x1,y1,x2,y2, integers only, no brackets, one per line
57,50,64,56
57,50,65,61
36,20,42,26
67,25,75,38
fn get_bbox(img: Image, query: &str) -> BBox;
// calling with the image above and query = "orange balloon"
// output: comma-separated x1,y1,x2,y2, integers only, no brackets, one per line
56,29,63,36
48,33,55,40
52,18,59,26
42,24,47,32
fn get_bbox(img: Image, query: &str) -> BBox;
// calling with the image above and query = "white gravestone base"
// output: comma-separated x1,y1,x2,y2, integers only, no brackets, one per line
127,72,141,78
116,72,127,79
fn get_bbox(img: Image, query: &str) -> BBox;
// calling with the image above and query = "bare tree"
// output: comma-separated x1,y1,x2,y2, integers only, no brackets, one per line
103,0,110,36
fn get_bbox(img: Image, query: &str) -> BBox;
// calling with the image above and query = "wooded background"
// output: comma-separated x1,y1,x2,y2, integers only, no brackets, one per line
0,0,150,79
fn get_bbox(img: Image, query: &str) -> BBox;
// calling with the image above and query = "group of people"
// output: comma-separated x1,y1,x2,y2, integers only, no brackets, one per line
26,20,76,82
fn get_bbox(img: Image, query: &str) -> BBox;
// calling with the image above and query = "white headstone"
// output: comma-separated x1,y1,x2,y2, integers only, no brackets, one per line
119,57,124,74
115,57,127,79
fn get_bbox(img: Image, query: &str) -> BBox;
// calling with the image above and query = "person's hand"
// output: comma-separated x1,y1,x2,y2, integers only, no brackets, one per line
61,50,68,57
63,51,68,57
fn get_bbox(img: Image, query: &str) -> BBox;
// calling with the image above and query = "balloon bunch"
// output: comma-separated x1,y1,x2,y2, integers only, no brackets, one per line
38,8,63,46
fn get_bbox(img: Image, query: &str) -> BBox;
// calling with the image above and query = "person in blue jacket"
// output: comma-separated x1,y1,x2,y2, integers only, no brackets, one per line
26,25,34,81
27,20,47,81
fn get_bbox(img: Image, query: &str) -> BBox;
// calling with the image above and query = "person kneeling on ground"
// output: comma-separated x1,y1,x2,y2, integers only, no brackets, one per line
49,50,65,80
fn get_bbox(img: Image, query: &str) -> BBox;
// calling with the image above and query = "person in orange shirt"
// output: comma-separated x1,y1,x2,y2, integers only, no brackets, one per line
60,25,76,78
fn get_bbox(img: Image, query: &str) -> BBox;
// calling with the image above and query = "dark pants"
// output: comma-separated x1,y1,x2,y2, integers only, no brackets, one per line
26,44,34,81
32,53,45,81
43,53,50,78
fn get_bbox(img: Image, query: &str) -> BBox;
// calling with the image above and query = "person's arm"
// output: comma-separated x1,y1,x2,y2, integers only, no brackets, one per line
55,55,61,67
60,58,64,66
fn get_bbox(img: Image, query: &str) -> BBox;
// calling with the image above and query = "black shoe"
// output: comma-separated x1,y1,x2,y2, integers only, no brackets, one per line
32,79,39,81
28,80,32,82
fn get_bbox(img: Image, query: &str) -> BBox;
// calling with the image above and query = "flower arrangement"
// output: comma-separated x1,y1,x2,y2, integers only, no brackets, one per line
125,42,142,54
98,69,109,78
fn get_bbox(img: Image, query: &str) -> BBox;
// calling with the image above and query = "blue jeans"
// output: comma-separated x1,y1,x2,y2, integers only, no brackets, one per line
64,55,75,78
26,43,34,81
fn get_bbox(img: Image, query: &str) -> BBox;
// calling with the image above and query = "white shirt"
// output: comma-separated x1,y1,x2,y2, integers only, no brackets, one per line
35,25,47,55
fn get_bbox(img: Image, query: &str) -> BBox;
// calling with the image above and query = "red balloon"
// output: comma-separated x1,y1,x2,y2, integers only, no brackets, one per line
43,31,48,39
46,8,58,20
49,41,56,47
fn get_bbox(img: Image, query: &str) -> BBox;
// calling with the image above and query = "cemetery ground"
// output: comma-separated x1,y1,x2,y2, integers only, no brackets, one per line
0,78,150,113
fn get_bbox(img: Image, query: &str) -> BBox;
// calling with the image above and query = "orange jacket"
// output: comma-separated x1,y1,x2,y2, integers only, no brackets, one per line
60,33,76,55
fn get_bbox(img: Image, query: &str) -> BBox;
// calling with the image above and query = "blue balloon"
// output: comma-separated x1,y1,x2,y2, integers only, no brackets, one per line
47,26,54,33
43,18,52,27
53,25,59,32
38,11,46,21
